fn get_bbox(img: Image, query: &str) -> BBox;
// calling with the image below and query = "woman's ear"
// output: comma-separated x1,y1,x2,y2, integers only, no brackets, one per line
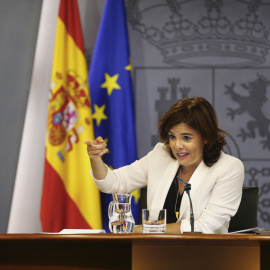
203,138,209,145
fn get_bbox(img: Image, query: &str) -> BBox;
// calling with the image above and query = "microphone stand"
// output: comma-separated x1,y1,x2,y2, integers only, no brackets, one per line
177,176,202,233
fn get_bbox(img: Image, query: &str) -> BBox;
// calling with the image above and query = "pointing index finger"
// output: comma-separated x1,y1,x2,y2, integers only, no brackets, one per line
96,136,104,143
84,140,95,145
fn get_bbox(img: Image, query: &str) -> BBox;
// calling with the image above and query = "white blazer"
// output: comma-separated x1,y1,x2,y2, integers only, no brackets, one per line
93,143,245,233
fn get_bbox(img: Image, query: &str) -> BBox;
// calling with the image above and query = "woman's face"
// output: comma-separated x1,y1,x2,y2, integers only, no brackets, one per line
168,122,208,172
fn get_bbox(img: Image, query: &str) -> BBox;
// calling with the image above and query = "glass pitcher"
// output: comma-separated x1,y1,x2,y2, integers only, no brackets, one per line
108,194,135,233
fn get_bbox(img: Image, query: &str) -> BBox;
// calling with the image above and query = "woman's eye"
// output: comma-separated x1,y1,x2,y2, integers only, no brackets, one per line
184,136,191,141
169,134,175,140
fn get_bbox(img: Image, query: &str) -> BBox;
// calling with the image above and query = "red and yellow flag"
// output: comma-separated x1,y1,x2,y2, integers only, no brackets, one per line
40,0,101,232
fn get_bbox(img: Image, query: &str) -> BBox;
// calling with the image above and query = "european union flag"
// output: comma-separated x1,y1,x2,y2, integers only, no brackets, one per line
88,0,140,232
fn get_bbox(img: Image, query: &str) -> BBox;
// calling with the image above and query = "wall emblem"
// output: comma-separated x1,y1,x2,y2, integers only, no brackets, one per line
152,77,190,145
126,0,270,67
225,74,270,150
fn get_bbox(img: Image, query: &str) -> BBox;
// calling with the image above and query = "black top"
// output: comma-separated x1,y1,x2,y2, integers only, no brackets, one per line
163,174,183,223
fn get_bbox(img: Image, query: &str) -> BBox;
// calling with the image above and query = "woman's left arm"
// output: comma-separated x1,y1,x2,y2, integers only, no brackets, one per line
181,156,245,233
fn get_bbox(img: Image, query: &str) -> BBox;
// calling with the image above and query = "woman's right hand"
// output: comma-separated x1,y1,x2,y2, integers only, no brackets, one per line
84,136,108,160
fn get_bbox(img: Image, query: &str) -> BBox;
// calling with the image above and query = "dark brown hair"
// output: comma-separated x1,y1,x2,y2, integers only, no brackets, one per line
158,97,226,167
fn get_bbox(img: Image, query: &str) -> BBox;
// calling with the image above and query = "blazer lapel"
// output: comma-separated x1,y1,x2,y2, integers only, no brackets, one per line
150,159,179,210
179,161,209,220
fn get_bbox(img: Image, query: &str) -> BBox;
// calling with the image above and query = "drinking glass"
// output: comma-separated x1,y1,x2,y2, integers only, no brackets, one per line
142,209,166,233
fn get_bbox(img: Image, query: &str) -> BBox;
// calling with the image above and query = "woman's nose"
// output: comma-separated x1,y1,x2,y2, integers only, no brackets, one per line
176,139,183,149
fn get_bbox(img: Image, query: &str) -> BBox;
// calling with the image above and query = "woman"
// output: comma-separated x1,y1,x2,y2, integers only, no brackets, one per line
85,97,244,233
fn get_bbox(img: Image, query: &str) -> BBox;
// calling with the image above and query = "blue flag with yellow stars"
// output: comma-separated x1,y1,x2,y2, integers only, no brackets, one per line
88,0,140,232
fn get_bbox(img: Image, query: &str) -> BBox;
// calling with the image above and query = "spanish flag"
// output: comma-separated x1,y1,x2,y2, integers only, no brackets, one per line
40,0,101,232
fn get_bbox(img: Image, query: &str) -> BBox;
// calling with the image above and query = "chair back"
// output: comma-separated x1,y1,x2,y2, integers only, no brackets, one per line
228,186,259,232
138,187,147,225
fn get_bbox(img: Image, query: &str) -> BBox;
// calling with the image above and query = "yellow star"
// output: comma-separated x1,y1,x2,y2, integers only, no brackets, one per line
125,57,133,77
131,189,140,204
101,73,121,96
92,104,107,126
125,63,132,72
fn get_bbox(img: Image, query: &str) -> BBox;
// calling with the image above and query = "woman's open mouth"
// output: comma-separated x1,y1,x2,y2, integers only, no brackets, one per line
177,153,189,159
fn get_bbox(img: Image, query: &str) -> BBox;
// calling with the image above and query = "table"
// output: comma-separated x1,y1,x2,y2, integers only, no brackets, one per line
0,233,269,270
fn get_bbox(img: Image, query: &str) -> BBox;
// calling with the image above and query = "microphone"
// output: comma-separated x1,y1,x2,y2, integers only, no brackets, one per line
177,176,202,233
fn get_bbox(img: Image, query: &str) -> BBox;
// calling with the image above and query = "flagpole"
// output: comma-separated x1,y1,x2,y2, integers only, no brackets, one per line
7,0,60,233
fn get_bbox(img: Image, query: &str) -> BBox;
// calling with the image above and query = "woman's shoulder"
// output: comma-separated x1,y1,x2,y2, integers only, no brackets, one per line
144,142,166,154
144,142,172,162
153,142,166,151
219,151,243,163
215,151,244,171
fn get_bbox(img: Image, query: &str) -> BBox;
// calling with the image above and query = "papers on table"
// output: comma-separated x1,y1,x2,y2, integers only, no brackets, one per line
228,227,270,234
59,229,106,234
